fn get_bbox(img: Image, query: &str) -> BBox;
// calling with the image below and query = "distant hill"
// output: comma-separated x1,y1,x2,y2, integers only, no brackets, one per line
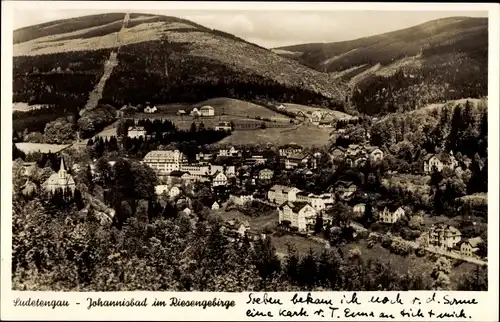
275,17,488,115
13,12,348,126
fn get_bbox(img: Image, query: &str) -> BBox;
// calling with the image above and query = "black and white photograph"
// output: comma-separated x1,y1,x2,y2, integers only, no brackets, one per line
7,3,491,295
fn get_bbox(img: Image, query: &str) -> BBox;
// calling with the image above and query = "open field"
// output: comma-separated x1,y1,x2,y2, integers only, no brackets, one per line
272,234,326,256
193,97,292,122
342,239,477,289
210,208,278,233
279,103,354,120
15,142,71,154
217,123,332,147
131,114,292,131
12,102,50,112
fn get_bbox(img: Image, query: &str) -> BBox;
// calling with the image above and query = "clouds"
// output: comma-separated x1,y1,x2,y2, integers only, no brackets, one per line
13,9,488,48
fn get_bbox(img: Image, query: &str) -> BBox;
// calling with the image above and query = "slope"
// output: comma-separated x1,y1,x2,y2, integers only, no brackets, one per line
275,17,488,115
13,13,348,121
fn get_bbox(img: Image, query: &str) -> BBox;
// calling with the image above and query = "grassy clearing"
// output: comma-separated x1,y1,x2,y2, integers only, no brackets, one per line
279,103,353,119
210,209,278,233
15,142,70,154
343,240,477,289
272,234,326,256
194,97,292,122
218,123,332,147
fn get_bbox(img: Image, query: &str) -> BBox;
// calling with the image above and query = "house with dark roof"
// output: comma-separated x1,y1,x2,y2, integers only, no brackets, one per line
329,146,347,161
278,201,317,232
335,181,357,200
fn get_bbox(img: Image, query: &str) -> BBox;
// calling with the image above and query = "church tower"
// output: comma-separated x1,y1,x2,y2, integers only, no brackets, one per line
58,157,67,186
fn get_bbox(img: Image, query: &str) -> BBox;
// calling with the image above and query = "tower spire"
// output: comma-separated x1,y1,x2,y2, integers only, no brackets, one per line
60,157,66,172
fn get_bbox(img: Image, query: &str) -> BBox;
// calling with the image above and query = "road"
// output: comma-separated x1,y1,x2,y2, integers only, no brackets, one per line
349,222,487,266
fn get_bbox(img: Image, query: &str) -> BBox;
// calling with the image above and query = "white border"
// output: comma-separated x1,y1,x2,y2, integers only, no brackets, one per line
2,2,499,321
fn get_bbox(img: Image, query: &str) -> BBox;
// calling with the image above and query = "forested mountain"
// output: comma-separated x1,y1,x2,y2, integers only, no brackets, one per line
13,12,348,118
275,17,488,115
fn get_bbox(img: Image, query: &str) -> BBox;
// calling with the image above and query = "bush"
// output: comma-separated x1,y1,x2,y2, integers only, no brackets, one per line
381,235,393,249
389,237,412,256
415,245,426,257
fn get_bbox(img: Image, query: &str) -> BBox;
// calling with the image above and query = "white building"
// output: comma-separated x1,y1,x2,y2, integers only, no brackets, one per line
278,201,317,232
210,165,236,177
155,185,170,196
311,111,322,123
143,150,187,175
268,185,301,205
230,193,254,206
368,147,384,162
218,146,239,157
169,185,181,199
215,122,232,131
460,237,483,257
42,158,76,194
200,105,215,117
190,108,201,116
128,126,146,138
212,201,220,210
212,171,228,187
379,206,405,224
426,224,462,250
144,105,157,113
179,164,210,180
353,203,366,215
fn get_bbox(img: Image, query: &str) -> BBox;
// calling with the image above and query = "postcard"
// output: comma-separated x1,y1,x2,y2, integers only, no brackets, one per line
1,1,498,321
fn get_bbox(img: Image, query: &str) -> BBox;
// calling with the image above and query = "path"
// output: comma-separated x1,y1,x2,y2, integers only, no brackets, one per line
79,12,130,117
73,13,130,150
349,222,487,266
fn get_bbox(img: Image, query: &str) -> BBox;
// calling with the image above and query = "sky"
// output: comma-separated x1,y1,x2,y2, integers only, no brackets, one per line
13,9,488,48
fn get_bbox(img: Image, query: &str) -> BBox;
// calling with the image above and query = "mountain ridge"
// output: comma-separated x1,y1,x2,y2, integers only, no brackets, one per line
274,16,488,115
13,12,349,124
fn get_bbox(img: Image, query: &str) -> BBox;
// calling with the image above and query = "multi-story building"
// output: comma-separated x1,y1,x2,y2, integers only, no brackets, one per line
268,185,300,205
423,152,458,173
378,206,405,224
460,237,483,257
279,144,303,157
212,171,228,187
258,168,274,180
179,164,210,180
128,126,147,138
278,201,317,232
426,224,462,250
296,192,334,213
200,105,215,117
143,150,187,175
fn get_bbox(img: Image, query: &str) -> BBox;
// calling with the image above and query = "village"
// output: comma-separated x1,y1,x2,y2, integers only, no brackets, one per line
16,106,487,268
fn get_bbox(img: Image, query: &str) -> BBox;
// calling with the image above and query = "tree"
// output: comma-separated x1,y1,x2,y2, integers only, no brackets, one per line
86,165,94,193
190,122,197,133
44,119,75,144
447,105,462,151
431,257,451,290
314,214,323,234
